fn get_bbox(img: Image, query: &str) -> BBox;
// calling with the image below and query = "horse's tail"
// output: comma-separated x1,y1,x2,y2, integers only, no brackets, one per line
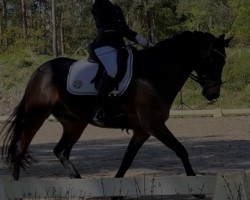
0,96,30,167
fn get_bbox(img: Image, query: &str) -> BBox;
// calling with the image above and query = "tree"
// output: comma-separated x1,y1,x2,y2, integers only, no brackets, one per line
177,0,233,34
0,0,7,45
21,0,28,39
228,0,250,46
51,0,57,56
153,0,181,40
0,0,249,54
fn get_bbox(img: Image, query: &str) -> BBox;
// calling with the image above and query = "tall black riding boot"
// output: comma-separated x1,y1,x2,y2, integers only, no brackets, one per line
92,74,116,126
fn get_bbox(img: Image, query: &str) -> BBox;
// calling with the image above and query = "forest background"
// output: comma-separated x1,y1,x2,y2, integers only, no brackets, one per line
0,0,249,115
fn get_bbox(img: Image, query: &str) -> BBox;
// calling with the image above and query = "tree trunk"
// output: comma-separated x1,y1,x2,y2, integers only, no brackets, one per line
60,12,65,56
144,0,156,44
2,0,7,19
1,0,7,46
146,8,156,44
60,3,65,56
21,0,28,39
51,0,58,57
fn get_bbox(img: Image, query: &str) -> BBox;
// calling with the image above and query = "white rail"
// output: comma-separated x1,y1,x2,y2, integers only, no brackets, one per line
0,170,249,199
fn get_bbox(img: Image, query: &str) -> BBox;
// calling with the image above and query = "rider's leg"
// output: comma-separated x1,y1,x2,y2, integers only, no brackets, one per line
92,46,118,126
94,46,118,78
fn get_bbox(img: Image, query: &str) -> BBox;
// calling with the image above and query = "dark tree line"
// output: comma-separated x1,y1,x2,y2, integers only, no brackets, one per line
0,0,250,56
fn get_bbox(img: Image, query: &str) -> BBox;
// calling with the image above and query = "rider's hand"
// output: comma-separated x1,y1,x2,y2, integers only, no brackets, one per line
135,34,150,48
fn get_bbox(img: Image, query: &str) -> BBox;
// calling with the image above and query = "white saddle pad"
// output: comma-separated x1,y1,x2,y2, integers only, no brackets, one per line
67,47,133,96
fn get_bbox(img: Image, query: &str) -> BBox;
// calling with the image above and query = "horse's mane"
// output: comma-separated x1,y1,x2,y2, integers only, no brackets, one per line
134,31,217,79
156,31,216,50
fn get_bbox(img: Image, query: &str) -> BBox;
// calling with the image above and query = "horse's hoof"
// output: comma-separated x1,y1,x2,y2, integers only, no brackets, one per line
193,194,206,199
12,171,20,181
110,196,124,200
70,174,81,179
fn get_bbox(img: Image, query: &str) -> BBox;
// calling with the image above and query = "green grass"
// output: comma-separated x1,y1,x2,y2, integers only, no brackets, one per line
0,49,52,114
0,48,249,115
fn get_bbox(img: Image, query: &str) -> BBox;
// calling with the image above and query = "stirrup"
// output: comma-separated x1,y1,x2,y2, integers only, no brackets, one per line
92,108,105,126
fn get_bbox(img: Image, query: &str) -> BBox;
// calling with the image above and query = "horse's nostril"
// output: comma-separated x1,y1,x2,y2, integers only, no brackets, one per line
202,89,220,101
207,93,219,101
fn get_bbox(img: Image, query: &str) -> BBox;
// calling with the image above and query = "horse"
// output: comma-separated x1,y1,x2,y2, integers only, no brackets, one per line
1,31,231,180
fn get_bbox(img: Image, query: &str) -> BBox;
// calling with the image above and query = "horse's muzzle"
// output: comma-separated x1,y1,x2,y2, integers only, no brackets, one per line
202,80,222,101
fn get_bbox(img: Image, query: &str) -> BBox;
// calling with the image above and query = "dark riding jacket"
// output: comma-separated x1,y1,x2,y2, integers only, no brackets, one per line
92,0,137,49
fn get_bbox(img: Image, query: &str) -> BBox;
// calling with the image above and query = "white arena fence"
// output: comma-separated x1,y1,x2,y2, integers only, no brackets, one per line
0,170,250,200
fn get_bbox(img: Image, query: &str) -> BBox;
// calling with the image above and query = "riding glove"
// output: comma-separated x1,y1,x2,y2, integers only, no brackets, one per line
135,34,149,47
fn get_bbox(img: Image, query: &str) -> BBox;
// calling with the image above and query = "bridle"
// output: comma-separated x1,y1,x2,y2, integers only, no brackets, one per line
189,48,226,89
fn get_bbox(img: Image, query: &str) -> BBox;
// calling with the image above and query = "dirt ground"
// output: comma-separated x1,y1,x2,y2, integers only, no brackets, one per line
0,115,250,180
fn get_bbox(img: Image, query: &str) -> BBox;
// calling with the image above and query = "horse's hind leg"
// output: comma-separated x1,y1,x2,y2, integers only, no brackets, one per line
12,112,49,180
53,119,87,178
115,130,150,178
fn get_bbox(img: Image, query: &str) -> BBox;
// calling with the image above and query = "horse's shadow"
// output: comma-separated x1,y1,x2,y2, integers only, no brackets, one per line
1,137,250,178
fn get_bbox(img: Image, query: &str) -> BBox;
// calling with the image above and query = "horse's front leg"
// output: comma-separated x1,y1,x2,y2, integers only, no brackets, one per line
115,130,150,178
150,122,195,176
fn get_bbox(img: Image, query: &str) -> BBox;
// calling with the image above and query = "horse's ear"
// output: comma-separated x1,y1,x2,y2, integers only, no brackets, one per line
218,34,225,40
224,37,233,48
218,34,232,47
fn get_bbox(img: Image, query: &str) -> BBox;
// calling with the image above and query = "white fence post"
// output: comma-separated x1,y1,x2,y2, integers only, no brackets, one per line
213,170,249,200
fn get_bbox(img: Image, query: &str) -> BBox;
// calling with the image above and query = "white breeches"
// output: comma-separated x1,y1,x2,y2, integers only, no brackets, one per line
94,46,118,78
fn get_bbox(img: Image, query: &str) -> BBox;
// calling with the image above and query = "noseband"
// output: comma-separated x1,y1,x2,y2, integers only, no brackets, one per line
189,49,226,89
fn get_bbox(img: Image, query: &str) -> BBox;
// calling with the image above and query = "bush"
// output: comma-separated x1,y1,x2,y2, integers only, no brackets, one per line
0,49,52,115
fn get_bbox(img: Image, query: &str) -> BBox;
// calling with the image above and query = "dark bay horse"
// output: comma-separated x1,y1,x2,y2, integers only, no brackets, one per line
1,31,231,180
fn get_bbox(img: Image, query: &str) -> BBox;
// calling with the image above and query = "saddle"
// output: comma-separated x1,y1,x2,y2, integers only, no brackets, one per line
67,46,134,96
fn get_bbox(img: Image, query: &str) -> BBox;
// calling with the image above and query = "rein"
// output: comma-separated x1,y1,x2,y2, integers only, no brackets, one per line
94,42,152,56
189,73,202,84
95,44,226,92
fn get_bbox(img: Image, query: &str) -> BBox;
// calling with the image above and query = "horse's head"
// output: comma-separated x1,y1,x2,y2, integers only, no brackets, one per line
194,34,232,101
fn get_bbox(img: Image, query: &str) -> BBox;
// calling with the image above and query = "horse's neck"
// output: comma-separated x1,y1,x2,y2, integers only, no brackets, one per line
136,47,192,101
155,66,191,101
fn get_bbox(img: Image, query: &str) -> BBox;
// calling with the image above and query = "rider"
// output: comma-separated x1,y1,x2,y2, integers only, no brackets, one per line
91,0,150,126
